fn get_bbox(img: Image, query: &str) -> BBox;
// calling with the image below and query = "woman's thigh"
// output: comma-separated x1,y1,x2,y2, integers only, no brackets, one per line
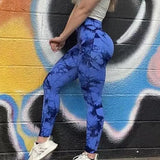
43,44,80,89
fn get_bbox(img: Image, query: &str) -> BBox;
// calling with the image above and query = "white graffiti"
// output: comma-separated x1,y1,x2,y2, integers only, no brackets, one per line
21,90,43,135
34,0,64,66
0,100,23,160
103,89,160,142
116,0,146,44
107,0,160,82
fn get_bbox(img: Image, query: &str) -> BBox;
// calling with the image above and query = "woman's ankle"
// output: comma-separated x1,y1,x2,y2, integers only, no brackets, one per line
36,136,49,143
85,151,96,159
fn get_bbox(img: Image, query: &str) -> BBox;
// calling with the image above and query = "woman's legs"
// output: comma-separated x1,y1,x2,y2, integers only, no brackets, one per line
38,44,80,139
76,18,113,157
28,44,81,160
78,45,109,155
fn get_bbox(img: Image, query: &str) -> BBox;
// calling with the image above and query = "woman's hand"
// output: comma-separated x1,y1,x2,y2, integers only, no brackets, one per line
49,35,66,52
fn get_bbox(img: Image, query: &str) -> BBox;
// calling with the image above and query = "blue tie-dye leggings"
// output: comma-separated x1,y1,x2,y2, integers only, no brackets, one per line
39,17,114,153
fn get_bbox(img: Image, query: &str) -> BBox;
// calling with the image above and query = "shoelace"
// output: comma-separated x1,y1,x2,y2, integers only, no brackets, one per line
29,144,47,156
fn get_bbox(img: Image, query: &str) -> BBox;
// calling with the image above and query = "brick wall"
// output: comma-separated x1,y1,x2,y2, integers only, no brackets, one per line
0,0,160,159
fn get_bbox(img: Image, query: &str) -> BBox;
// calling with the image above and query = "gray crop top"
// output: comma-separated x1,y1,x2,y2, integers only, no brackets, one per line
71,0,110,21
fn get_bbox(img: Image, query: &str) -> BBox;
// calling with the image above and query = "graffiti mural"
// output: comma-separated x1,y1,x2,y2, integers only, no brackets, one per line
1,0,160,159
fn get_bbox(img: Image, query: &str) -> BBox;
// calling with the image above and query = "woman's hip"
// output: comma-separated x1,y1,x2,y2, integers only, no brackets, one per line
76,17,114,59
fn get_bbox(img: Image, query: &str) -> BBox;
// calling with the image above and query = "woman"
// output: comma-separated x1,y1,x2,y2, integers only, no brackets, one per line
28,0,117,160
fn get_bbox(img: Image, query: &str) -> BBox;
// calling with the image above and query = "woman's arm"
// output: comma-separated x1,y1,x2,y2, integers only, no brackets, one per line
49,0,101,52
60,0,101,41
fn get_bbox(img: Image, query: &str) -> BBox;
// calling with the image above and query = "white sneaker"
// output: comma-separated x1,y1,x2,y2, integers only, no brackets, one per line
28,138,58,160
73,152,98,160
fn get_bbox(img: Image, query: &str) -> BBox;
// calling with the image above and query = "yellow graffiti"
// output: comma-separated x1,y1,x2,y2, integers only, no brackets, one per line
0,0,47,153
0,17,47,93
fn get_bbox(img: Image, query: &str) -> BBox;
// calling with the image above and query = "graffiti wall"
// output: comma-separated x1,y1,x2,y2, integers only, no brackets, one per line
0,0,160,159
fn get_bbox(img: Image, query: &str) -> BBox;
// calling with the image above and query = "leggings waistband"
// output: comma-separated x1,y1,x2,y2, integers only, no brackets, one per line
77,17,102,31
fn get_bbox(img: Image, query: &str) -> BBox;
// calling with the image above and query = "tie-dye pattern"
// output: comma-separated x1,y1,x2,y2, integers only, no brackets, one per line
39,17,114,153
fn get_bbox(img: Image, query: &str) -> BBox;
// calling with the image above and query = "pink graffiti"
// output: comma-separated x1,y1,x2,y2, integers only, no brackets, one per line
148,46,160,87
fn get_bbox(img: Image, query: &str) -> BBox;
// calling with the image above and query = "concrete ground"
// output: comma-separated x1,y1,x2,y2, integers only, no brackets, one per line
110,158,160,160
